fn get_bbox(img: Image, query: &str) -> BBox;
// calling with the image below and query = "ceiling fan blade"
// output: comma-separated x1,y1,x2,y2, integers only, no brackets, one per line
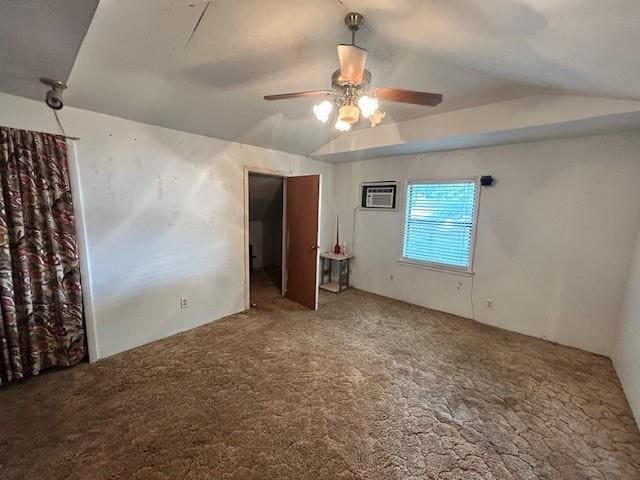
370,88,443,107
264,90,333,101
337,44,367,84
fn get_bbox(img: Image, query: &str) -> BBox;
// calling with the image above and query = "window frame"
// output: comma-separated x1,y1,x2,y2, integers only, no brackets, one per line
398,178,481,275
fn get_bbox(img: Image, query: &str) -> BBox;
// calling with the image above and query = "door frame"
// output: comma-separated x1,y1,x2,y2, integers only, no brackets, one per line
67,141,99,362
243,166,288,310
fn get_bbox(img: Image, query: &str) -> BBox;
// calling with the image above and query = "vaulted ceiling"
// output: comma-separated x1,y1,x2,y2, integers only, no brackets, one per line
0,0,98,99
1,0,639,156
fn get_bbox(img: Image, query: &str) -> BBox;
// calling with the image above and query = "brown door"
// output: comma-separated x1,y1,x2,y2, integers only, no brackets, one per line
285,175,320,310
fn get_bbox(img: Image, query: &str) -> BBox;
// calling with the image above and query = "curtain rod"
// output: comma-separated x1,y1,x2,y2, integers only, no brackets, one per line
58,134,81,141
1,125,81,141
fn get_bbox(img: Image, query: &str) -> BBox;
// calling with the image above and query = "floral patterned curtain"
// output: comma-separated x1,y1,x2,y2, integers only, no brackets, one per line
0,126,85,384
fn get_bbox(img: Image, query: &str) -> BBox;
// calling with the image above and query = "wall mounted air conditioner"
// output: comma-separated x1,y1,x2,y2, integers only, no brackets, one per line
361,181,398,210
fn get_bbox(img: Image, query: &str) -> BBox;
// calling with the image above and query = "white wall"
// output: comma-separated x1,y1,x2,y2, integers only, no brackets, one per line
3,90,640,367
0,93,334,359
614,225,640,424
334,133,640,356
313,94,640,162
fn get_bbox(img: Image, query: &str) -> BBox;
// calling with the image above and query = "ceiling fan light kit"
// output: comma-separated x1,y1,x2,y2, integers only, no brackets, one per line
334,119,352,132
358,95,379,119
339,104,360,124
264,12,443,131
369,109,386,127
313,100,333,123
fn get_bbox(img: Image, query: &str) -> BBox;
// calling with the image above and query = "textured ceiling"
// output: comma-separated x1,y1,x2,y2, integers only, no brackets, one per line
0,0,98,99
2,0,639,155
347,0,640,100
63,0,536,155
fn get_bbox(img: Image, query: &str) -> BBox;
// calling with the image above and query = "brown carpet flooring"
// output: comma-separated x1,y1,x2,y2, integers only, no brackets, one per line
250,266,305,313
1,289,639,479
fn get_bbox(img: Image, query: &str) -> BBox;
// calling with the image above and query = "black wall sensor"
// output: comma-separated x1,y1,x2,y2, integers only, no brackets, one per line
480,175,494,186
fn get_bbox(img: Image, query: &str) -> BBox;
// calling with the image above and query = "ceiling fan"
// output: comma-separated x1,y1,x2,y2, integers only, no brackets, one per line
264,12,443,132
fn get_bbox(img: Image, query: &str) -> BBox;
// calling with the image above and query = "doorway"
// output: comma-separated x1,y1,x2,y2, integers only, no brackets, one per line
248,172,284,308
244,169,322,311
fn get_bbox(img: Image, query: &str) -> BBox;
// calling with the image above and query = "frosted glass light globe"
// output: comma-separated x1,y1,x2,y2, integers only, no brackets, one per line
369,109,386,127
334,119,352,132
313,100,333,123
358,95,379,119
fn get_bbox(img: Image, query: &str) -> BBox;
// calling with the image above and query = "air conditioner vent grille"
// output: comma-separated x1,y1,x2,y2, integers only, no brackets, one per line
361,182,397,210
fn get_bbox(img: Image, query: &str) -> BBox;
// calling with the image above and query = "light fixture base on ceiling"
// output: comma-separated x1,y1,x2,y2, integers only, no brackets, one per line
39,77,67,90
344,12,364,32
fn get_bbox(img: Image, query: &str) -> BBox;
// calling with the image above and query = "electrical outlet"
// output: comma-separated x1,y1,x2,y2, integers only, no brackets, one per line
180,297,189,309
487,299,493,308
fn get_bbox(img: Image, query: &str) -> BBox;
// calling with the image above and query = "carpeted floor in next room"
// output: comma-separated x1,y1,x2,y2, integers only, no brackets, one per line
1,290,639,479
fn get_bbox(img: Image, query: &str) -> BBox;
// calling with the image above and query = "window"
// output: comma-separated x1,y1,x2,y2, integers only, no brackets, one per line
402,180,478,271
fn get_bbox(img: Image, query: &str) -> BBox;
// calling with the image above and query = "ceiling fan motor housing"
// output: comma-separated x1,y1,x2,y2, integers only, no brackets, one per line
332,69,371,90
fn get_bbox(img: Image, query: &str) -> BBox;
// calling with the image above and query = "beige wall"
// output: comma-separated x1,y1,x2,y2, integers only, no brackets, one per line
333,133,640,356
614,225,640,425
0,93,334,359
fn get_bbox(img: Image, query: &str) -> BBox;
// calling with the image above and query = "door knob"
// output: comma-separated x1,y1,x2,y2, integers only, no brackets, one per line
310,245,319,251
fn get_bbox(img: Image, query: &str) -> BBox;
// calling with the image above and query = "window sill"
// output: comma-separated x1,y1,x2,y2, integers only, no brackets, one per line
397,258,474,277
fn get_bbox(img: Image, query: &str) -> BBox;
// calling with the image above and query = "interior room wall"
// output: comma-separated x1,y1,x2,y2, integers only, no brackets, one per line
0,92,334,360
613,225,640,425
333,133,640,356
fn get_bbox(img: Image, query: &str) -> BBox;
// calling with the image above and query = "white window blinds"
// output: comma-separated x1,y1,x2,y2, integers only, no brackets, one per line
402,181,478,269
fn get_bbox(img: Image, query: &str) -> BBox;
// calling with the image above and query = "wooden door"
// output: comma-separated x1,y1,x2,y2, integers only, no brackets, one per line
285,175,320,309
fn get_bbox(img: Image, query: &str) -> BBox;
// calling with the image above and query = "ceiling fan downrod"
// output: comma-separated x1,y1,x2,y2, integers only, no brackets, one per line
345,12,364,45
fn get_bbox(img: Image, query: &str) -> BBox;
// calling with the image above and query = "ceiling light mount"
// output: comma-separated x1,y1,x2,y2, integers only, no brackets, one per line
345,12,364,31
344,12,364,44
39,77,67,110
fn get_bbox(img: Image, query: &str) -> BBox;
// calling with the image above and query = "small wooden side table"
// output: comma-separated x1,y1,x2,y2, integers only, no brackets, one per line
319,252,353,293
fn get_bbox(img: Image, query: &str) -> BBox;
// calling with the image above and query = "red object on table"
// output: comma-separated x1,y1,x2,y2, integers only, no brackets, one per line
334,213,341,254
